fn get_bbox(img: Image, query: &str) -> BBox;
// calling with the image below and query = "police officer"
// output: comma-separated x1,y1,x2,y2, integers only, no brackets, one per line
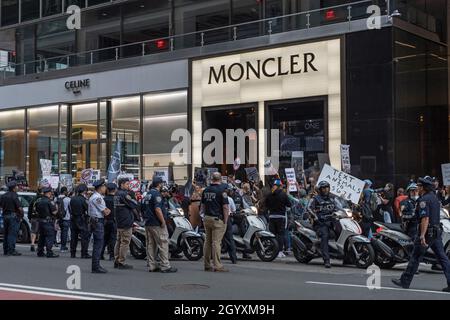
69,184,91,259
307,181,336,268
400,183,419,239
223,185,238,264
89,179,111,274
392,176,450,291
142,177,177,273
265,179,291,259
0,181,23,256
201,172,229,272
101,183,117,261
161,186,182,259
35,187,59,258
114,178,138,270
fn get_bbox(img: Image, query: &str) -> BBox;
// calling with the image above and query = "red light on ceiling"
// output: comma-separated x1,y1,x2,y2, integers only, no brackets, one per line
156,39,167,49
325,9,336,20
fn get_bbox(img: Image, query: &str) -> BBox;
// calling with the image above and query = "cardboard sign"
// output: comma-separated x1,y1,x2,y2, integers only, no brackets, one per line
340,144,351,174
40,159,52,176
317,164,365,204
42,175,59,189
285,168,298,192
244,167,260,182
442,163,450,186
129,179,141,193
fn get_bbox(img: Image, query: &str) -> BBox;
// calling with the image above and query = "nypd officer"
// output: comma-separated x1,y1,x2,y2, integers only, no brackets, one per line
392,176,450,291
0,181,24,256
307,181,336,268
101,183,117,261
69,184,91,259
141,177,177,273
88,179,111,273
35,187,59,258
400,183,419,238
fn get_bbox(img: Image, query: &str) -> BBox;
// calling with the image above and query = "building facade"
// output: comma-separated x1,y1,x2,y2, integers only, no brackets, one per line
0,0,448,189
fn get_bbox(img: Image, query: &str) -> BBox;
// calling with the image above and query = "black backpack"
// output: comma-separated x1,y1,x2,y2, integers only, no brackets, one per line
55,196,67,220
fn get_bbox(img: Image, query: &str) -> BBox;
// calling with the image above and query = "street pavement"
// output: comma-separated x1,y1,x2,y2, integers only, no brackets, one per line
0,243,449,300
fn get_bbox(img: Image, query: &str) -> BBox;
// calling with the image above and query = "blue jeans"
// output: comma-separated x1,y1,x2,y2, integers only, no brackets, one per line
37,220,56,256
383,211,392,223
3,214,20,255
59,220,70,249
91,219,105,270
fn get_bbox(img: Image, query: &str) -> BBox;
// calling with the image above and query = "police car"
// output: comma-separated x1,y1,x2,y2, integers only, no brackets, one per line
0,191,35,244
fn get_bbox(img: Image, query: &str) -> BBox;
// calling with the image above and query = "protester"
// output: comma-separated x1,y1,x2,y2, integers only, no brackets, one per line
393,188,408,223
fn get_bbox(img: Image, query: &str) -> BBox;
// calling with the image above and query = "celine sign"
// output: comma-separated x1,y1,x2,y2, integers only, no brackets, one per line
208,53,318,84
65,78,90,94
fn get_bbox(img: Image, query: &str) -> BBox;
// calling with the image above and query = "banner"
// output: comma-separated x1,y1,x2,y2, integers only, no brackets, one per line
317,164,365,204
40,159,52,177
340,144,351,174
244,167,260,182
442,163,450,186
153,170,169,184
107,138,121,183
291,151,304,181
285,168,298,192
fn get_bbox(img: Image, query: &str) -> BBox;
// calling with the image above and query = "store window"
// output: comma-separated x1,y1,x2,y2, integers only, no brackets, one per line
42,0,63,17
21,0,40,22
232,0,263,39
111,96,141,179
0,109,25,186
65,0,85,11
1,0,19,26
88,0,111,6
27,105,60,189
143,91,188,183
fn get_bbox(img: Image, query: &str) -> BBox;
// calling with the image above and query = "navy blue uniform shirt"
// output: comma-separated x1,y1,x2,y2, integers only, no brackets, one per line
416,191,441,226
201,183,228,217
142,188,164,227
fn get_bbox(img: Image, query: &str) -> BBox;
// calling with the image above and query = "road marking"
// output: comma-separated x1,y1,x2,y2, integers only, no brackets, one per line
0,283,148,300
306,281,450,296
0,287,100,300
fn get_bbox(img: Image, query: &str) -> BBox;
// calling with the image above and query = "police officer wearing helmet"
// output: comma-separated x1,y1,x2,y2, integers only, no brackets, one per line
69,184,91,259
308,181,336,268
36,187,59,258
400,183,419,239
88,179,111,273
392,176,450,291
0,181,23,256
141,177,177,273
101,183,117,261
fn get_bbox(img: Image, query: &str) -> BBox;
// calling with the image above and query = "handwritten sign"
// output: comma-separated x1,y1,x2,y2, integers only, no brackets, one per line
244,167,260,182
285,168,297,192
80,168,93,184
60,174,73,192
42,175,60,189
317,164,364,204
40,159,52,176
442,163,450,186
340,144,351,173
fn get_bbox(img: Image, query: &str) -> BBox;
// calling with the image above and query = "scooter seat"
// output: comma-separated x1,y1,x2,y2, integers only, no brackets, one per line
379,222,403,233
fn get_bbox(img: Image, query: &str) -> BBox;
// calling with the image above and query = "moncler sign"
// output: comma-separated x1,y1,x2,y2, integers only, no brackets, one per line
208,53,318,85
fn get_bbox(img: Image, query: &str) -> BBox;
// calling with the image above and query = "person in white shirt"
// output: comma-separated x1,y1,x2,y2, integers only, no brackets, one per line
223,186,238,264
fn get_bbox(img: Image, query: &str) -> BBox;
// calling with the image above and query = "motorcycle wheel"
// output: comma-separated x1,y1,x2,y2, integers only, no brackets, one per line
352,243,375,269
130,241,146,260
292,242,313,264
374,253,396,269
255,237,278,262
183,237,204,261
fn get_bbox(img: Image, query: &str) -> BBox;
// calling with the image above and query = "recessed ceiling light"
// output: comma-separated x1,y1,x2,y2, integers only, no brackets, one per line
102,12,108,16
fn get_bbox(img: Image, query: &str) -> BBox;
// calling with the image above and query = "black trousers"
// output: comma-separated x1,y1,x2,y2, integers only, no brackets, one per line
101,220,117,258
269,217,286,254
223,218,237,263
70,217,90,257
314,222,331,262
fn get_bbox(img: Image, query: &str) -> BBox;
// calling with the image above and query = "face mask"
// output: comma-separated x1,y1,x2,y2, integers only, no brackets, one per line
412,195,419,200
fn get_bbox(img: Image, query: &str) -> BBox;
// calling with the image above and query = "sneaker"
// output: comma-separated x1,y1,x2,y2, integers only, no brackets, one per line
442,286,450,292
117,263,133,270
37,252,46,257
324,261,331,269
8,251,22,256
161,267,178,273
114,261,119,269
46,253,59,258
277,252,286,259
30,245,35,252
92,267,108,274
391,278,409,289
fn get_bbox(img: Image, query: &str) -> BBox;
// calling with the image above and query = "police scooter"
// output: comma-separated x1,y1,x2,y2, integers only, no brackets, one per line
130,199,204,261
372,207,450,269
291,199,375,269
221,206,279,262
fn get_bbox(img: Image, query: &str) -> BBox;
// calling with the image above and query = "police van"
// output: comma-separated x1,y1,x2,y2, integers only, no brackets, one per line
0,192,35,244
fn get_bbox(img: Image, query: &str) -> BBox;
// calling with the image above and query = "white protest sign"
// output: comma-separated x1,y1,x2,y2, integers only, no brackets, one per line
40,159,52,176
42,175,59,189
285,168,298,192
80,168,93,184
317,164,365,204
129,179,141,193
442,163,450,186
153,170,169,184
340,144,351,174
60,174,73,192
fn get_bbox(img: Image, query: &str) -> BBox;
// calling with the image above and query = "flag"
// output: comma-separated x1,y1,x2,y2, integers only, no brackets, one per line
107,138,121,183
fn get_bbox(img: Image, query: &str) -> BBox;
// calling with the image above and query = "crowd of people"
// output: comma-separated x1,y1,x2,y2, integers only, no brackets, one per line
1,170,450,278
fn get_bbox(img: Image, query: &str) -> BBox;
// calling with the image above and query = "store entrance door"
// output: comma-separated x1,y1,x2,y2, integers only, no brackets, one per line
202,105,257,180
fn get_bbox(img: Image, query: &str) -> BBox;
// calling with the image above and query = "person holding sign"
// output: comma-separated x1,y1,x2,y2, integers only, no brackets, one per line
307,181,336,268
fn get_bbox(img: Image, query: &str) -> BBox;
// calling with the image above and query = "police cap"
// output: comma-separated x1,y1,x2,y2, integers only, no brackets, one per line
418,176,433,187
93,179,106,189
42,186,52,194
76,183,88,193
106,182,117,191
6,181,17,190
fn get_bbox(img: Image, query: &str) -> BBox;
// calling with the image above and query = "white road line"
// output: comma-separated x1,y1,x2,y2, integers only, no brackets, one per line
0,283,148,300
0,286,101,300
306,281,450,296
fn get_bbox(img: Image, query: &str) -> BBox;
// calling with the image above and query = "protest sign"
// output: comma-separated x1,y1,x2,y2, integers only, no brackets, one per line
40,159,52,176
285,168,298,192
129,179,141,193
59,174,73,192
80,168,93,184
42,175,60,189
153,170,169,184
340,145,351,174
244,167,260,182
317,164,365,204
222,176,228,184
194,167,207,187
442,163,450,186
291,151,304,181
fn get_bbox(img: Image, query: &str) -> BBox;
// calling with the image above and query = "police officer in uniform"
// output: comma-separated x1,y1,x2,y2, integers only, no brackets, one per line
307,181,336,268
89,179,111,274
141,177,177,273
69,184,91,259
392,176,450,291
400,183,419,239
201,172,229,272
0,181,23,256
101,183,117,261
35,187,59,258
